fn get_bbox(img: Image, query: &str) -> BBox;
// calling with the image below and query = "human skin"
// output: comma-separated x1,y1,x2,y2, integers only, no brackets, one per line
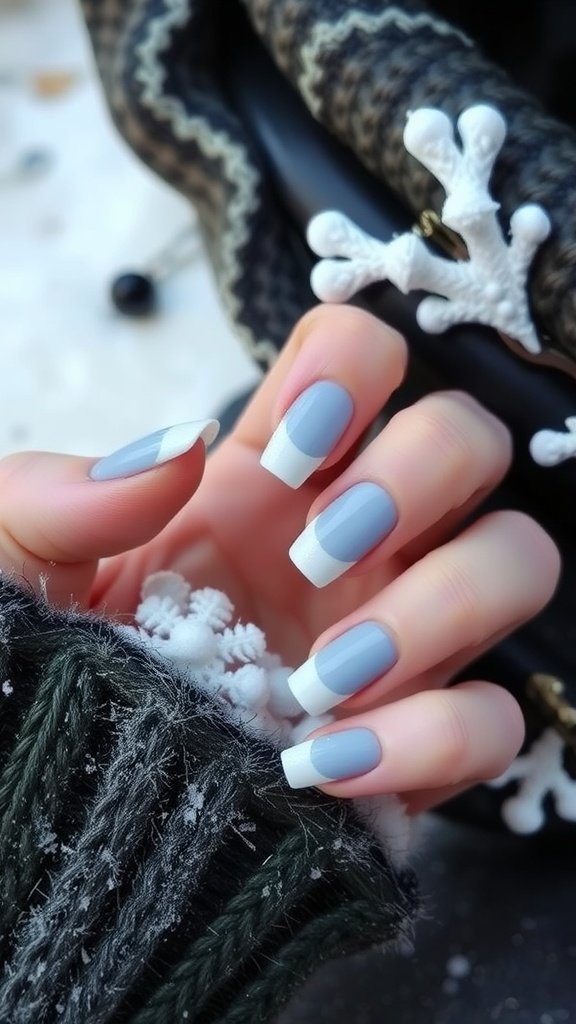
0,306,560,811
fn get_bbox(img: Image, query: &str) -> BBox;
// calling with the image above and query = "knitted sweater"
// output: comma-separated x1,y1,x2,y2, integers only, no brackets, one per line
0,574,417,1023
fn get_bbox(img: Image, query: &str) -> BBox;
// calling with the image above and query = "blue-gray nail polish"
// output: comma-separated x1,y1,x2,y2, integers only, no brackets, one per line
316,482,397,561
289,481,399,587
281,727,382,787
285,381,353,456
260,380,354,487
289,622,398,715
89,419,219,481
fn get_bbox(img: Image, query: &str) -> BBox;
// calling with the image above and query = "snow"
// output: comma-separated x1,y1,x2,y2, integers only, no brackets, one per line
0,0,259,463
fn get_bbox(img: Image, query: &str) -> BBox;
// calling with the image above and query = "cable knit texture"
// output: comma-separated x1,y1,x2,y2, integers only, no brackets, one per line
0,575,417,1023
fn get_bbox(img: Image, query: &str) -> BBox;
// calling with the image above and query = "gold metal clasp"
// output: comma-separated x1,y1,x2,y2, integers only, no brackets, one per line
413,209,468,260
527,673,576,749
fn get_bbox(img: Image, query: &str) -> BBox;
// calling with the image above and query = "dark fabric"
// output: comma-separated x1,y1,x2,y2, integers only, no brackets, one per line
81,0,576,362
278,815,576,1024
0,576,417,1023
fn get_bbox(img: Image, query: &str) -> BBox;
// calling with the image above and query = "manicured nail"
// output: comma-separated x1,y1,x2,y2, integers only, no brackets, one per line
289,621,398,716
289,481,397,587
89,419,219,481
260,380,354,488
281,727,382,789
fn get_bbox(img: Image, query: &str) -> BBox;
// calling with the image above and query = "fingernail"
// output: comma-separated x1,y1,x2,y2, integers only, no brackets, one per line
289,481,397,587
260,381,354,488
289,621,398,716
89,419,220,481
281,727,382,789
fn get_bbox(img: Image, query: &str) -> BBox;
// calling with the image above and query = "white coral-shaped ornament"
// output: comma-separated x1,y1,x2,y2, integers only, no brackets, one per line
488,728,576,834
188,587,234,629
530,417,576,466
308,104,551,354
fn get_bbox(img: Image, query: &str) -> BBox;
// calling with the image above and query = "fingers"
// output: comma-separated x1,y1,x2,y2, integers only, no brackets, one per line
0,420,216,607
288,389,512,587
235,304,408,482
246,305,555,808
281,681,525,799
287,510,560,716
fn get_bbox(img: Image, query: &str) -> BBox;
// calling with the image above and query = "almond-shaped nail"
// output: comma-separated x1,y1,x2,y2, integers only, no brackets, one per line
89,419,219,481
260,381,354,488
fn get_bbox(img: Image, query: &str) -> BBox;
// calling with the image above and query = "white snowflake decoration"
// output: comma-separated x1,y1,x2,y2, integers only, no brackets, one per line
530,417,576,466
307,104,551,354
131,571,331,747
488,727,576,834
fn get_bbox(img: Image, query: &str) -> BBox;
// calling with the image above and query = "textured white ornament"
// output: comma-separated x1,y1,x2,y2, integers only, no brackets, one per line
165,619,220,666
307,104,551,353
530,417,576,466
188,587,234,629
226,664,270,709
131,572,290,740
488,728,576,834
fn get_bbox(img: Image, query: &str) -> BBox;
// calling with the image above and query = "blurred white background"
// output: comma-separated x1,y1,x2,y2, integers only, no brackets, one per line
0,0,260,458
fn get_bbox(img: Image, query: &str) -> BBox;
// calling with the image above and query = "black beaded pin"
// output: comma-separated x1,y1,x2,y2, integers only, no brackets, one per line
110,223,200,317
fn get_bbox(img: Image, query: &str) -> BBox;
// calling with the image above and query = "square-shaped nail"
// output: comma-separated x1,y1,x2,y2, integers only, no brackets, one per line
281,728,382,788
289,621,398,716
260,380,353,488
289,481,398,587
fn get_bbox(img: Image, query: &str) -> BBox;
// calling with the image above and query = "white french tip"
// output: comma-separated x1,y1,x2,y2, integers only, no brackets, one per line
260,420,324,488
156,419,220,464
288,656,345,717
289,519,354,588
280,740,331,789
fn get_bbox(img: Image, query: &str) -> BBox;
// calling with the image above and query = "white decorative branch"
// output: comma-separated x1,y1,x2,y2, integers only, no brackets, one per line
307,104,551,354
530,417,576,466
488,728,576,833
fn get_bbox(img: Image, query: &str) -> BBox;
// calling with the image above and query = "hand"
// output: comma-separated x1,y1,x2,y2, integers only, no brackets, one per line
0,306,560,812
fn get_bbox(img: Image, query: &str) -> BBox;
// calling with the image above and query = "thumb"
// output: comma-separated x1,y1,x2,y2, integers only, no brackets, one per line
0,420,219,608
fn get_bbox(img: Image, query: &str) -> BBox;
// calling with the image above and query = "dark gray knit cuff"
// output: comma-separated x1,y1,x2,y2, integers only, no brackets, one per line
0,576,418,1023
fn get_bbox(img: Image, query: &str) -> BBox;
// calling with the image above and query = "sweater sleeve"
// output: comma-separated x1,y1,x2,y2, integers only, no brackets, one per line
0,573,418,1023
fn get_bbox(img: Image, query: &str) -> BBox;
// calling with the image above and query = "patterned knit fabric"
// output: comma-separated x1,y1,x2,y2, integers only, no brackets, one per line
81,0,576,363
0,576,417,1023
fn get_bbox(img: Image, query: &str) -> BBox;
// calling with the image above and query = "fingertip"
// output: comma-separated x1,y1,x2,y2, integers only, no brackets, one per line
288,681,526,800
454,680,525,773
88,419,218,482
0,433,209,594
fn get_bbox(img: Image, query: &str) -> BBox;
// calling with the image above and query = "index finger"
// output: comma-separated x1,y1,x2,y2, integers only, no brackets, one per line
235,305,407,483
